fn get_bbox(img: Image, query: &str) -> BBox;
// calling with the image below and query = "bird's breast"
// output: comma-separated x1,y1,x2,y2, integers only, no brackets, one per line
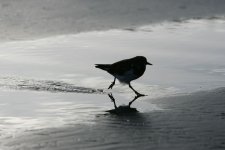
133,64,146,77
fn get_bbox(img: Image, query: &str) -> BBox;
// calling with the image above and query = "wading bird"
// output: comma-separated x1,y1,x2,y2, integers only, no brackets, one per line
95,56,152,96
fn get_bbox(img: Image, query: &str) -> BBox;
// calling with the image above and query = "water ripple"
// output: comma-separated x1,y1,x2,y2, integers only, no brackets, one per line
0,77,104,94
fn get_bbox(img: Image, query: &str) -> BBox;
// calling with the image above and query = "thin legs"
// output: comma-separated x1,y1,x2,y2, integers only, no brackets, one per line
108,77,116,89
108,78,145,96
129,83,145,96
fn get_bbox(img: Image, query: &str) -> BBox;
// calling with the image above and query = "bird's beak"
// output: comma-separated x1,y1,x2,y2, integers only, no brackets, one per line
147,62,152,65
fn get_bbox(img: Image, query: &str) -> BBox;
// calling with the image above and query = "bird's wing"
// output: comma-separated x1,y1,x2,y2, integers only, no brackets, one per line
108,59,133,75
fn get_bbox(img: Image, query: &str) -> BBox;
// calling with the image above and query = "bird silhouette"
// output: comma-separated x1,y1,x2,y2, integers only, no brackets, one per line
95,56,152,96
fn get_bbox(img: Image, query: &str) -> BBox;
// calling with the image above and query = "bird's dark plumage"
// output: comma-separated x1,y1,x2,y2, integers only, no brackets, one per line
95,56,152,95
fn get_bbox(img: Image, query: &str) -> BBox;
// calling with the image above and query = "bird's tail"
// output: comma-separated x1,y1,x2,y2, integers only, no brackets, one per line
95,64,111,71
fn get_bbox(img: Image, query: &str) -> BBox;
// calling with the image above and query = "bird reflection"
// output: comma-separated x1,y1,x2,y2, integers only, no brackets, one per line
107,93,145,115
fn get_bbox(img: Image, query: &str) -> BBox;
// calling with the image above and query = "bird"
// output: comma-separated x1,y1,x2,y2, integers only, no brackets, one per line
95,56,152,96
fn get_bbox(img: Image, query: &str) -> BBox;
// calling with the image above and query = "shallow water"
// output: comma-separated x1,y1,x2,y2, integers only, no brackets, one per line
1,0,225,41
0,18,225,149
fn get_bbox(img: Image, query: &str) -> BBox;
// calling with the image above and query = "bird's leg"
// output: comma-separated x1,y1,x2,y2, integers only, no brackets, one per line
129,83,145,96
108,77,116,89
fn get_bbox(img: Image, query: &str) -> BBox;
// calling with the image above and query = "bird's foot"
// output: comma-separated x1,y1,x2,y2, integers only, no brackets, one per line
135,92,146,97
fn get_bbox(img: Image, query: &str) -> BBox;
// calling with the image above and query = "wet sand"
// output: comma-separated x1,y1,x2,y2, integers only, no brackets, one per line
1,88,225,150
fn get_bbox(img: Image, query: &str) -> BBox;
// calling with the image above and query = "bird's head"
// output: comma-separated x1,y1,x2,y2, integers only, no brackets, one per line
135,56,152,66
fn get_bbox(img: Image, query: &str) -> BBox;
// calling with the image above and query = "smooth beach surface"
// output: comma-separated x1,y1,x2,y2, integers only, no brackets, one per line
0,17,225,150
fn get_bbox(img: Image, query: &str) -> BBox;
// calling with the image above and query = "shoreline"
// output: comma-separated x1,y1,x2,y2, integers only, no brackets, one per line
0,15,224,44
1,0,225,42
1,16,224,43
